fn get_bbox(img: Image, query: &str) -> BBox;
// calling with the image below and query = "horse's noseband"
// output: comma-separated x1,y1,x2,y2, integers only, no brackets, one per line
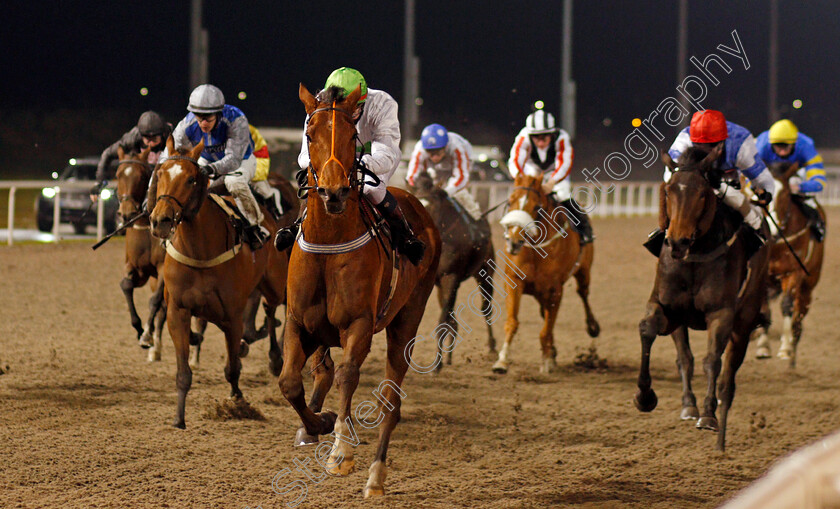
154,154,201,227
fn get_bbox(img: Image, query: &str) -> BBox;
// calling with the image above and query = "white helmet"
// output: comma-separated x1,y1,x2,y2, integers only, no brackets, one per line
188,84,225,114
525,110,558,135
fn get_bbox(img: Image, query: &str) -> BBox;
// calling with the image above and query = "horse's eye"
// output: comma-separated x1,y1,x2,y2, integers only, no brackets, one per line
187,176,197,185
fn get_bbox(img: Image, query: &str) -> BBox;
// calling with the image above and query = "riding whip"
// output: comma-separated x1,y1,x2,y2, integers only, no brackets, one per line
756,201,811,276
91,211,148,250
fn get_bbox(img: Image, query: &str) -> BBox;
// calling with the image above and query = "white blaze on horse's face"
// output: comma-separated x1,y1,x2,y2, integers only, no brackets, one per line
123,167,133,177
167,163,184,180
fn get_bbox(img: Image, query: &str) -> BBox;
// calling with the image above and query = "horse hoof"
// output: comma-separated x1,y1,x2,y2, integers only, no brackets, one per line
147,349,161,362
173,420,186,429
696,416,719,432
777,349,792,360
755,346,771,359
294,427,319,447
239,340,250,358
492,360,509,374
269,356,283,377
680,406,699,420
326,457,355,476
587,321,601,338
364,486,385,498
634,388,658,412
540,358,557,374
318,411,338,434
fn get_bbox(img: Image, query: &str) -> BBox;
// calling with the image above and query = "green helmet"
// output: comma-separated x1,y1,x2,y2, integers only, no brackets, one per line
324,67,368,103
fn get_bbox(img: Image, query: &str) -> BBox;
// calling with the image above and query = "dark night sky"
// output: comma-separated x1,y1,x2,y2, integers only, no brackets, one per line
4,0,840,151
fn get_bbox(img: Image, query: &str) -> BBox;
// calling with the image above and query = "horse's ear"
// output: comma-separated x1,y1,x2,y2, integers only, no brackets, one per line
166,135,175,155
658,182,670,231
188,139,204,162
139,145,151,162
783,162,800,181
117,145,126,161
661,150,677,170
344,84,362,111
702,142,724,167
299,83,318,115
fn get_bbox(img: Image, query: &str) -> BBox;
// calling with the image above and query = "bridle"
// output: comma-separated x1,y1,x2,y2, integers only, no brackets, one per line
297,101,377,199
116,158,153,220
154,154,202,228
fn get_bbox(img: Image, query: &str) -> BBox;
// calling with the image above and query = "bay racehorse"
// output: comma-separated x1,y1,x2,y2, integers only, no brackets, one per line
411,171,496,369
149,136,288,428
752,161,825,367
187,172,301,369
114,146,167,362
492,173,600,374
636,146,770,451
278,84,440,498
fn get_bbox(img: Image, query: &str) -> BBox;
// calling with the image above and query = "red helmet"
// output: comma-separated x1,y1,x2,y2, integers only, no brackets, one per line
689,110,728,143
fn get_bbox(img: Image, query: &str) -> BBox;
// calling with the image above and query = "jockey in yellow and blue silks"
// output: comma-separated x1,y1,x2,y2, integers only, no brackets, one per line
756,119,826,241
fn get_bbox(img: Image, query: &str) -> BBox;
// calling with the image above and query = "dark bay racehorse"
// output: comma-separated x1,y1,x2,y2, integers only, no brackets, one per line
636,146,770,451
149,137,288,428
114,146,167,362
187,172,301,369
752,161,825,367
493,173,600,374
279,84,440,498
411,172,496,370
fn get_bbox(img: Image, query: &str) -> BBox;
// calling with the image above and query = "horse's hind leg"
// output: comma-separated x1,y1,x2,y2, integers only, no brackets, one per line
294,346,334,446
240,289,261,351
223,319,244,399
777,278,798,361
493,280,522,374
671,326,698,420
435,275,460,371
752,293,772,359
788,284,812,369
143,278,166,360
120,274,144,341
697,309,735,433
635,299,668,412
265,301,283,376
475,261,498,356
189,317,207,370
573,254,600,338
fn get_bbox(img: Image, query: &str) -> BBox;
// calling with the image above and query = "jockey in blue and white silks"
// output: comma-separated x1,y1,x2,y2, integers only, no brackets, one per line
756,119,826,240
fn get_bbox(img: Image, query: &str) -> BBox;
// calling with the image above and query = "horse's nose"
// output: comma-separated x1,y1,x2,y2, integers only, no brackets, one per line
669,237,691,259
151,215,173,238
318,186,350,213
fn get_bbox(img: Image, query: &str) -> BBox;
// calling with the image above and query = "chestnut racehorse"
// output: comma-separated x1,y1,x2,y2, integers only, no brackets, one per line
493,173,600,374
636,146,770,451
410,171,496,369
114,146,166,362
279,84,440,498
752,161,825,367
149,137,288,428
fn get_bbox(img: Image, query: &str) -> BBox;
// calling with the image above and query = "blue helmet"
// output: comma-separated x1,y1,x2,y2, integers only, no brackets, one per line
421,124,449,150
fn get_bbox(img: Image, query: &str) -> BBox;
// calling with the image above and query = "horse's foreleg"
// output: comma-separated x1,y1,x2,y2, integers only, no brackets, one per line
326,320,372,477
279,320,336,442
777,277,798,360
265,301,282,376
167,301,192,429
189,317,207,370
788,283,812,369
223,319,244,399
538,296,561,373
671,326,698,420
475,262,498,355
241,289,261,347
753,291,772,359
144,278,166,360
435,275,460,371
293,346,335,446
716,327,750,451
120,275,144,341
493,281,522,374
697,308,735,432
635,300,668,412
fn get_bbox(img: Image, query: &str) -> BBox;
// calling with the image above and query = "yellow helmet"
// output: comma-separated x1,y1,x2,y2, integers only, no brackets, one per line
768,119,799,144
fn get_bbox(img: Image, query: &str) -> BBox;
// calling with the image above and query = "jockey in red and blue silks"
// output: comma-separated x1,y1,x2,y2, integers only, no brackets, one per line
756,119,826,241
645,109,775,257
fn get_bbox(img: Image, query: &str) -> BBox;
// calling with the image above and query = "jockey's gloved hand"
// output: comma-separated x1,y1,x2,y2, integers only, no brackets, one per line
754,188,773,207
200,165,217,179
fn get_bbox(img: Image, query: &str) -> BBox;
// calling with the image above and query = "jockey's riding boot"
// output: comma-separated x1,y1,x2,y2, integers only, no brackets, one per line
742,225,767,259
376,191,425,265
797,200,826,242
558,198,594,245
245,224,271,251
274,221,298,252
643,228,666,257
265,197,283,222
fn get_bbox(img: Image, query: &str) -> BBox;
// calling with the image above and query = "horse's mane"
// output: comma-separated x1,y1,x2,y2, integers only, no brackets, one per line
315,86,347,105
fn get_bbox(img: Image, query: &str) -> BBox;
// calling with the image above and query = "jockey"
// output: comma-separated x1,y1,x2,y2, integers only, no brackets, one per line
406,123,472,195
275,67,425,265
162,84,270,250
92,111,172,200
508,110,593,244
248,124,285,221
756,119,826,241
645,109,774,256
